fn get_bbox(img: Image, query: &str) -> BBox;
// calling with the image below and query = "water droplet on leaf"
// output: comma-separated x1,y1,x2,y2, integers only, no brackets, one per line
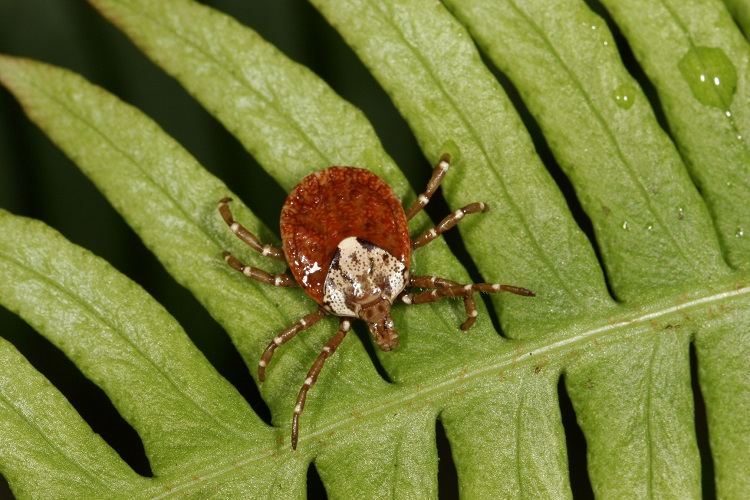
612,83,636,109
678,46,737,110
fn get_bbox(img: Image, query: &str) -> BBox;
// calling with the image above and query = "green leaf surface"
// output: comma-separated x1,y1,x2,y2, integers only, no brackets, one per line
308,0,613,330
442,0,731,298
85,0,504,385
0,334,147,499
596,0,750,271
724,0,750,38
0,0,749,498
0,211,291,497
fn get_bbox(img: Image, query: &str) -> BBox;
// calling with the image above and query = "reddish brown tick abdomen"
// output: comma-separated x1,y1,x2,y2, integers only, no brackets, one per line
280,167,411,304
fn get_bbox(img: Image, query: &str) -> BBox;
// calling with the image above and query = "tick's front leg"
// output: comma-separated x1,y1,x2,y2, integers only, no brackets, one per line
291,317,352,450
403,275,480,330
258,309,328,381
402,275,534,330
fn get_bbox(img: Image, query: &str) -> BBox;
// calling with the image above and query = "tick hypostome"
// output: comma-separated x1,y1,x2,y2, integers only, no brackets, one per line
218,153,534,450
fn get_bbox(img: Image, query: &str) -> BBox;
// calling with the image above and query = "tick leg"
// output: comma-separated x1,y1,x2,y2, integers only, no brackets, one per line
223,251,297,287
411,202,488,250
291,318,352,450
259,309,328,381
405,275,479,330
219,197,286,260
401,276,535,329
405,153,451,221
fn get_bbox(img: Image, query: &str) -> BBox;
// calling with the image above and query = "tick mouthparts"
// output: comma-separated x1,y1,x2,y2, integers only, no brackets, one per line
357,292,393,321
367,314,399,351
219,157,537,454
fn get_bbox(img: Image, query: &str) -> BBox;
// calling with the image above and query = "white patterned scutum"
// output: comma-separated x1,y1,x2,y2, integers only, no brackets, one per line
323,236,408,317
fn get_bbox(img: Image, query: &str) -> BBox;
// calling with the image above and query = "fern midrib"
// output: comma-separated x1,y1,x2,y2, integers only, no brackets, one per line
312,279,748,440
144,274,750,498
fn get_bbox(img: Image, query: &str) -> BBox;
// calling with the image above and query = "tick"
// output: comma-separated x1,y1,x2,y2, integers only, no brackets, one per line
219,154,533,449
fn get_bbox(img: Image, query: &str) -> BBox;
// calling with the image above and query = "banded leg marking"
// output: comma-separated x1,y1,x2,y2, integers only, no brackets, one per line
219,197,285,260
258,309,327,382
402,276,535,330
405,153,451,221
411,202,488,250
291,318,352,450
223,251,297,287
404,275,479,330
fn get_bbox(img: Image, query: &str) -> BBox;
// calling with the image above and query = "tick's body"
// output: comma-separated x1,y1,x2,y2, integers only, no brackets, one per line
219,154,533,449
280,167,411,349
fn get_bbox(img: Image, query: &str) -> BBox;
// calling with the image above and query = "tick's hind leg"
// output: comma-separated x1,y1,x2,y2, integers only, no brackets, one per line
222,251,298,287
219,197,285,260
291,318,352,450
402,275,534,329
405,154,451,221
219,197,297,286
404,153,489,250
